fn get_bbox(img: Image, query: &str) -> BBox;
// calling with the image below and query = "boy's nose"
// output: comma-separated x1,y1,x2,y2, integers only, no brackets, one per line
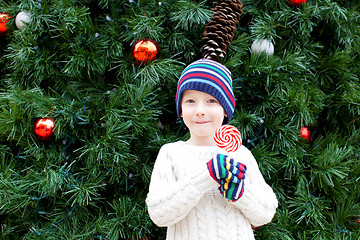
195,104,206,116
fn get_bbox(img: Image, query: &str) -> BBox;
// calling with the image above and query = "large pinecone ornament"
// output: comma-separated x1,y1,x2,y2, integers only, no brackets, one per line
201,0,243,60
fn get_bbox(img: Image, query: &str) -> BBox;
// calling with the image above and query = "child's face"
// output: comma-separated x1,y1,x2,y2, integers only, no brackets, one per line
181,90,227,145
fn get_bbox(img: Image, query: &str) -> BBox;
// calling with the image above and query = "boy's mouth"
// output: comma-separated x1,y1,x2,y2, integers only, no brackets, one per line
195,121,210,124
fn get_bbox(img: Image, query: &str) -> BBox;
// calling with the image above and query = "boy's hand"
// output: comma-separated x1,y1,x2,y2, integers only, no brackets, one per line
206,154,229,183
206,154,246,184
224,157,246,183
219,176,245,202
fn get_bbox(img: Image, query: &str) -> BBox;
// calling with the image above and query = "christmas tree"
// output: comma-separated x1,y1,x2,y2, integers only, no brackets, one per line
0,0,359,239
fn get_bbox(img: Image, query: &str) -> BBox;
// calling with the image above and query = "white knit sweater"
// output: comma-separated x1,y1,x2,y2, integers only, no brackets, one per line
146,141,278,240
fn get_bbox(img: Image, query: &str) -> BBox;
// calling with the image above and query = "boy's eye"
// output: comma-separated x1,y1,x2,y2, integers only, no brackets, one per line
208,99,218,103
185,99,195,103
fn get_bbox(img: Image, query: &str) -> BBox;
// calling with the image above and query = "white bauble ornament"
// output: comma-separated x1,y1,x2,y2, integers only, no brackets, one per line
15,11,31,30
251,39,274,56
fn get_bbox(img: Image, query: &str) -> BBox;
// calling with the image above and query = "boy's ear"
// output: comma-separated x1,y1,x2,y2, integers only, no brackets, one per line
223,111,228,125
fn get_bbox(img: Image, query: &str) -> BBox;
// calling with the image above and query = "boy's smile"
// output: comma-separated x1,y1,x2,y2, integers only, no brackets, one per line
180,90,227,146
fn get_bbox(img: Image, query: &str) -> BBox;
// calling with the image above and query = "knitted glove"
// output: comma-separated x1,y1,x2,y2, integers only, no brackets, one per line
206,154,229,183
223,157,246,183
219,175,245,202
221,160,246,201
206,154,246,184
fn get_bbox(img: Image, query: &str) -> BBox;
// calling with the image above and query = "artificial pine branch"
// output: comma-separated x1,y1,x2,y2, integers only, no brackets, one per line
170,0,213,31
0,0,359,239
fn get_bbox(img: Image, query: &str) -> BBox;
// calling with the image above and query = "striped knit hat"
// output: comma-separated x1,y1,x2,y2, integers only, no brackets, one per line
175,59,235,124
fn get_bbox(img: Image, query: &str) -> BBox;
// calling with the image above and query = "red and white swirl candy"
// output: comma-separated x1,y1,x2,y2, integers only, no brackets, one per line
214,125,242,152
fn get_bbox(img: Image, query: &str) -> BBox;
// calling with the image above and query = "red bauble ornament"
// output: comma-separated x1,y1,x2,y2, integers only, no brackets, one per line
288,0,307,6
0,13,11,35
131,39,159,64
35,118,55,140
300,126,311,141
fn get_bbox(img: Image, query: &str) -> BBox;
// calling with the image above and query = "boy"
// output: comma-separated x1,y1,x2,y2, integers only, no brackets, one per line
146,59,278,239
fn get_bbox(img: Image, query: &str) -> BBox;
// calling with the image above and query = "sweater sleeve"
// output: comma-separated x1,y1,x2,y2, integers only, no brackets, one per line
230,146,278,227
145,144,217,227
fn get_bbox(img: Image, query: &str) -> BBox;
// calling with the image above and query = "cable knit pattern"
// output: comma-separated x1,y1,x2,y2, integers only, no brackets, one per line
146,141,278,240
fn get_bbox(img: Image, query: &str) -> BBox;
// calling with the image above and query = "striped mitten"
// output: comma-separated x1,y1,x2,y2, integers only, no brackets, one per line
219,175,245,202
206,154,231,183
220,160,246,201
223,157,246,184
206,154,246,183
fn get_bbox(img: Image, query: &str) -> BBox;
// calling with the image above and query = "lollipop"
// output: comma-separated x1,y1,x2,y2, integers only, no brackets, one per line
214,125,242,152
